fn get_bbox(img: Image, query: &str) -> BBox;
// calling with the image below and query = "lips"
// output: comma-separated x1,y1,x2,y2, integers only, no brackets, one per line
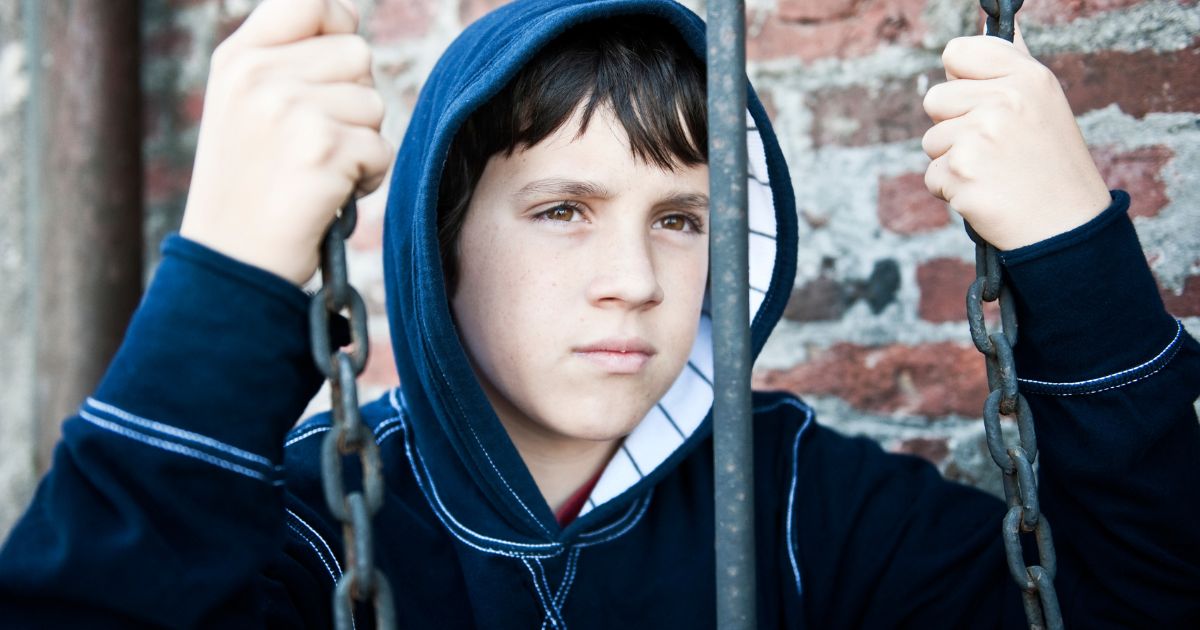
573,338,657,374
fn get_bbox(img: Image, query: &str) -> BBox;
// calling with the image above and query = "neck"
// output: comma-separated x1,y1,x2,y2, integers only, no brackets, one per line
493,406,617,513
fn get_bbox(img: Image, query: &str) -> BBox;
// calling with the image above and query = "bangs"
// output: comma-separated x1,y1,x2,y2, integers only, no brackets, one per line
502,17,708,169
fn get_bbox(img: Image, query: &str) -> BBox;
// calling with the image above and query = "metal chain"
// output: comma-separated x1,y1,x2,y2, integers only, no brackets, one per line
971,5,1062,628
309,199,397,630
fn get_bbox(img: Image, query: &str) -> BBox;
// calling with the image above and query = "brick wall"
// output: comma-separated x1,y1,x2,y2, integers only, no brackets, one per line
140,0,1200,494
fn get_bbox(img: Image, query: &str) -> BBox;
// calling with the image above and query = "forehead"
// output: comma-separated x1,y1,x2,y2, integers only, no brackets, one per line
484,107,709,199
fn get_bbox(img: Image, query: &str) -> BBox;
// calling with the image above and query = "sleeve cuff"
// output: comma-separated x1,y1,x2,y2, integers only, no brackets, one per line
997,190,1178,388
91,234,333,465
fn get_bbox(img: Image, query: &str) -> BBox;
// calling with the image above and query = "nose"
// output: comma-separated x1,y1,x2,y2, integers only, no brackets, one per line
585,228,664,310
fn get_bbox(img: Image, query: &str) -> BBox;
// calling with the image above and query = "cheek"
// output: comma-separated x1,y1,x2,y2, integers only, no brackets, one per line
452,217,577,370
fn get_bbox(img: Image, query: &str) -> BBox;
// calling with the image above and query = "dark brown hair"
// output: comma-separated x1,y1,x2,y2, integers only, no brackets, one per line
436,17,708,292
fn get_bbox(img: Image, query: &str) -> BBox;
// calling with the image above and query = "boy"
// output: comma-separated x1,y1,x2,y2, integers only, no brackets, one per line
2,0,1197,627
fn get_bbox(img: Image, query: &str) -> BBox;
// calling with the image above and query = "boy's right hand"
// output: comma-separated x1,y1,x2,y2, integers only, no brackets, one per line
179,0,391,286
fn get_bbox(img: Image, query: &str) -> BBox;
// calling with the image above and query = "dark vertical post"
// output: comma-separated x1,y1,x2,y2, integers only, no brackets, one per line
707,1,754,628
34,0,143,470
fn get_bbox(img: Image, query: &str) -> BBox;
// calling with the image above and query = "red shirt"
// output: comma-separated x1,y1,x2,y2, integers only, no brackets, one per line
554,468,604,526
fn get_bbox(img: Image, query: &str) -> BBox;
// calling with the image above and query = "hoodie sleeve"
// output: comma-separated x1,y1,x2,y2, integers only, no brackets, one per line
789,190,1200,628
0,234,336,627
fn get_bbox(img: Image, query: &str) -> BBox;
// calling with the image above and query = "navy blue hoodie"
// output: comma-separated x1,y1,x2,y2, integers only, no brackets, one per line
2,0,1198,627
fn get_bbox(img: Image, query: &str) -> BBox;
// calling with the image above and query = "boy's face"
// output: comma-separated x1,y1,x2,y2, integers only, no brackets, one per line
452,107,709,450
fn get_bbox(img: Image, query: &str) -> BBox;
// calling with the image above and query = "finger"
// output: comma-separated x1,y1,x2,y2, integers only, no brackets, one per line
920,116,969,160
922,79,994,123
338,124,393,195
262,34,373,83
942,35,1026,81
924,154,952,203
232,0,358,48
305,83,386,129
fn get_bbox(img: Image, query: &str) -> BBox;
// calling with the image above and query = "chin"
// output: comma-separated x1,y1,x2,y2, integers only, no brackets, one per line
542,397,649,442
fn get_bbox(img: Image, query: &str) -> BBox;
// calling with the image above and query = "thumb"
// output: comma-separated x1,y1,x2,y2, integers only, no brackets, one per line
232,0,358,48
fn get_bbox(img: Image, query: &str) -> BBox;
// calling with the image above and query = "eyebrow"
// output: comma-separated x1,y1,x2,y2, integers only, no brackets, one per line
513,178,614,201
659,192,710,212
513,178,709,211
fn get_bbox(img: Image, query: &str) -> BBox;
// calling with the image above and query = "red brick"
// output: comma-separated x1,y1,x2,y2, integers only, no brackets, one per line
370,0,438,41
808,72,940,146
748,0,928,63
917,257,1002,323
1045,45,1200,119
778,0,860,22
1090,145,1173,218
891,436,950,465
1020,0,1187,26
878,172,950,234
459,0,509,26
1160,273,1200,317
917,258,972,322
753,342,989,417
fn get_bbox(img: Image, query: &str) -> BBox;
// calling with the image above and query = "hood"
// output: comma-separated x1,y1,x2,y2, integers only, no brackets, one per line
382,0,797,544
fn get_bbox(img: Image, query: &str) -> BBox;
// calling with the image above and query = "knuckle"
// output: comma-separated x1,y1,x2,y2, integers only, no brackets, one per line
251,85,294,120
366,90,386,125
211,40,236,70
923,164,945,200
946,149,976,181
1029,62,1059,89
346,36,373,73
920,126,936,156
922,83,940,114
297,117,340,166
975,109,1004,143
225,50,269,90
942,38,965,64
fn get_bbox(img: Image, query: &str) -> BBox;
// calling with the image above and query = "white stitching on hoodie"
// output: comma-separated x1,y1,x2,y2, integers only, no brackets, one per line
385,389,652,557
1017,320,1184,395
85,397,273,467
79,410,276,484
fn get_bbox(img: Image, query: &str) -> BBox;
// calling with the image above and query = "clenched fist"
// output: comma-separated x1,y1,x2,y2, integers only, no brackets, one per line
179,0,392,285
922,20,1111,251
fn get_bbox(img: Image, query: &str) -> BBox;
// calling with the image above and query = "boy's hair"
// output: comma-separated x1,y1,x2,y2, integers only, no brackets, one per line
437,17,708,293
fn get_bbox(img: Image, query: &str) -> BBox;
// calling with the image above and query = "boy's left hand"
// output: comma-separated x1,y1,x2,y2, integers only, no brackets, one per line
921,20,1111,251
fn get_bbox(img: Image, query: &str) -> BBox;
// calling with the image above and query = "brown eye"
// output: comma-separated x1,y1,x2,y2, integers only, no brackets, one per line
541,204,580,222
659,216,687,231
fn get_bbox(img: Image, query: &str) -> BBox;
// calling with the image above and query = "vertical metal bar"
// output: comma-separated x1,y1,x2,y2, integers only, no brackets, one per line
34,0,143,471
707,1,755,628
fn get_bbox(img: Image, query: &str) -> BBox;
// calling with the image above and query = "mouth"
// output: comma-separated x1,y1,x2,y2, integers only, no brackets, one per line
573,338,657,374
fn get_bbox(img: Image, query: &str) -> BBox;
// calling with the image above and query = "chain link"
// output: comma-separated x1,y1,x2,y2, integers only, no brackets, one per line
966,230,1062,630
968,5,1063,627
309,199,397,630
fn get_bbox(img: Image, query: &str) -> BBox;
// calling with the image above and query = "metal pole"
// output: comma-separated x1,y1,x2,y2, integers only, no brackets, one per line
33,0,143,471
707,1,755,627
